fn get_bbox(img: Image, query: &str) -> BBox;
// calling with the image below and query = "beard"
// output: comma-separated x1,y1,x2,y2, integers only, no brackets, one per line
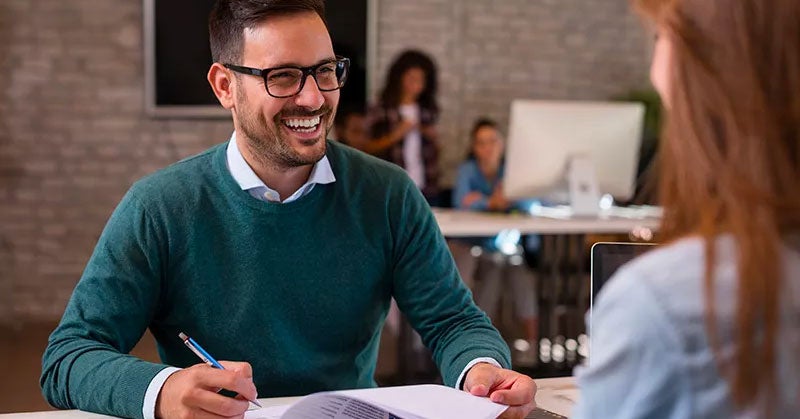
235,91,335,170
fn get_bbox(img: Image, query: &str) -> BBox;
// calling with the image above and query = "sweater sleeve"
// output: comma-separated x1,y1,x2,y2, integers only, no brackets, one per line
40,188,172,419
389,179,511,386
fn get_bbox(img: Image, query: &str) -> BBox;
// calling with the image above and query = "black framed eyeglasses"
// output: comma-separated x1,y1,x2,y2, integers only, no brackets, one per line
224,56,350,98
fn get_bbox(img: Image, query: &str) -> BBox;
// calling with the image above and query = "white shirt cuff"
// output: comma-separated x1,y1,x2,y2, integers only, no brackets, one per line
143,367,181,419
456,357,503,390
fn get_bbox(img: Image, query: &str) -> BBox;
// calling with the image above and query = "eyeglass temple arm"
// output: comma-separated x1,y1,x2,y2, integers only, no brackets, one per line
223,64,263,77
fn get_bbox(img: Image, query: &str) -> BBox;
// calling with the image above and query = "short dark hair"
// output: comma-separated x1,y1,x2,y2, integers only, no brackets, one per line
334,103,365,130
209,0,326,64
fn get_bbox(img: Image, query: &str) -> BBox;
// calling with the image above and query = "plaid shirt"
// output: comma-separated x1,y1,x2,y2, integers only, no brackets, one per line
367,102,440,200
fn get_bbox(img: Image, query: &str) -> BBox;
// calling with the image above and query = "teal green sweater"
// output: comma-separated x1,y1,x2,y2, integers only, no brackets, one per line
41,140,510,418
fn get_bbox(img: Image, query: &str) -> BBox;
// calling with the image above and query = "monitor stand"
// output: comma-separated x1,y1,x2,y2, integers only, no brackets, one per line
567,155,601,217
527,155,604,219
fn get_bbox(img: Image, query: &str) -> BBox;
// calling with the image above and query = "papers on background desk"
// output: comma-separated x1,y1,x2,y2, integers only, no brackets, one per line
528,204,663,220
245,384,507,419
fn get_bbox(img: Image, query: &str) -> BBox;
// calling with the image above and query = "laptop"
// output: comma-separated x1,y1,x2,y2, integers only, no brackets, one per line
589,242,656,341
525,242,655,419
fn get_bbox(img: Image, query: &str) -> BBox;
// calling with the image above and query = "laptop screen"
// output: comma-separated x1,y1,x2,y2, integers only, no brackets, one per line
590,242,655,299
588,242,656,340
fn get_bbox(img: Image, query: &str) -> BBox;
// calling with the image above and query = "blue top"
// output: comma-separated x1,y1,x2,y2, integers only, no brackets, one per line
573,235,800,418
453,159,505,211
452,159,540,252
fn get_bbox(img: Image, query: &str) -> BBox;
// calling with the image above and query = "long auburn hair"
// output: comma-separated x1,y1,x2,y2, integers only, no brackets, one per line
633,0,800,409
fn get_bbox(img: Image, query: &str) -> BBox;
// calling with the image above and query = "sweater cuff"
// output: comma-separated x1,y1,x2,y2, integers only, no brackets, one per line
456,357,503,390
143,367,181,419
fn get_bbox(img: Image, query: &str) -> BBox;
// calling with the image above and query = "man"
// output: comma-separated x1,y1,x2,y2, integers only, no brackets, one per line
333,105,369,152
40,1,537,418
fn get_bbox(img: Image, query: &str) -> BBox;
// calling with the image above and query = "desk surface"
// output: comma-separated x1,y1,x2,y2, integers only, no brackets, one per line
0,377,577,418
433,208,659,237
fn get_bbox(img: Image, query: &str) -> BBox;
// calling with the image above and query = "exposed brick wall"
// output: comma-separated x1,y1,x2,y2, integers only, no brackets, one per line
0,1,234,323
0,0,651,323
373,0,652,184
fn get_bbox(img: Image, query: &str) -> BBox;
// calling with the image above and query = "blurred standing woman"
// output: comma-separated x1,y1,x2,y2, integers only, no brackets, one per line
574,0,800,417
366,50,440,204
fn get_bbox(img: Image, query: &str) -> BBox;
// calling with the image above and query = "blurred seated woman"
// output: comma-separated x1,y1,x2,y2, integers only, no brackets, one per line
452,118,539,364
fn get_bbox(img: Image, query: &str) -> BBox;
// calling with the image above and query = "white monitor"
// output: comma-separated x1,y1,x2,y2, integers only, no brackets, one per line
504,100,645,214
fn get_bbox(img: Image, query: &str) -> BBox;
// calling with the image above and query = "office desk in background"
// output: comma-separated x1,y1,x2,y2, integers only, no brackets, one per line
432,208,660,237
0,377,577,418
430,208,660,377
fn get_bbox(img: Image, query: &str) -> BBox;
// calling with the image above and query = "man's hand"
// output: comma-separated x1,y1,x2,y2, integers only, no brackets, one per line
464,363,537,419
155,361,257,419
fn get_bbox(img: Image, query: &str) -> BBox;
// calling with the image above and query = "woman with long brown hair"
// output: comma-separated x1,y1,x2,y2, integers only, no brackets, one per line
573,0,800,417
366,50,441,205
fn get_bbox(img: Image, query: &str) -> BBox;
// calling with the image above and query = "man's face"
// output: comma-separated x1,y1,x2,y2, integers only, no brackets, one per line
233,12,338,169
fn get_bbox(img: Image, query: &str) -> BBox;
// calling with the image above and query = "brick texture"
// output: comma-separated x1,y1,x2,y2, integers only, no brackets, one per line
0,0,651,323
373,0,652,183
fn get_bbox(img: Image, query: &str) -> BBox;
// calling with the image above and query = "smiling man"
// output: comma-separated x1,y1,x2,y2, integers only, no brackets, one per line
40,1,536,419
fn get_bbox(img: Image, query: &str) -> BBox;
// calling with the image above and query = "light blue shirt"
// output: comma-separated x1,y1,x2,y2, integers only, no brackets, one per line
452,159,504,211
573,236,800,418
226,132,336,203
452,159,541,252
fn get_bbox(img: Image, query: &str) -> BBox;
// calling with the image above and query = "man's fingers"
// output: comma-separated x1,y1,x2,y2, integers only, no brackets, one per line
463,364,498,396
469,384,489,397
489,378,537,405
183,386,250,418
189,366,258,402
219,361,254,378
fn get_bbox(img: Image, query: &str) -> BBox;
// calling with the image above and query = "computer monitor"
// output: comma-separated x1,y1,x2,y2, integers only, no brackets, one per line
504,100,645,215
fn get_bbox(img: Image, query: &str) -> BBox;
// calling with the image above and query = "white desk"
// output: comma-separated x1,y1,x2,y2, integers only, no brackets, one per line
433,208,659,237
0,377,577,418
534,376,577,417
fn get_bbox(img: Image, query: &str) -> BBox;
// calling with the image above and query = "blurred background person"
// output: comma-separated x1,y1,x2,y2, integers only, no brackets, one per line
333,105,369,152
452,118,540,366
574,0,800,417
366,49,440,205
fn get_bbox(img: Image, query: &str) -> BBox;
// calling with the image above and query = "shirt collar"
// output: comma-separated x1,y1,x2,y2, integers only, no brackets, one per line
225,131,335,195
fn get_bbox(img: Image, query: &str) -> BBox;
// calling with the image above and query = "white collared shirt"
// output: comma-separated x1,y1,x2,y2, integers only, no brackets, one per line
226,132,336,203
